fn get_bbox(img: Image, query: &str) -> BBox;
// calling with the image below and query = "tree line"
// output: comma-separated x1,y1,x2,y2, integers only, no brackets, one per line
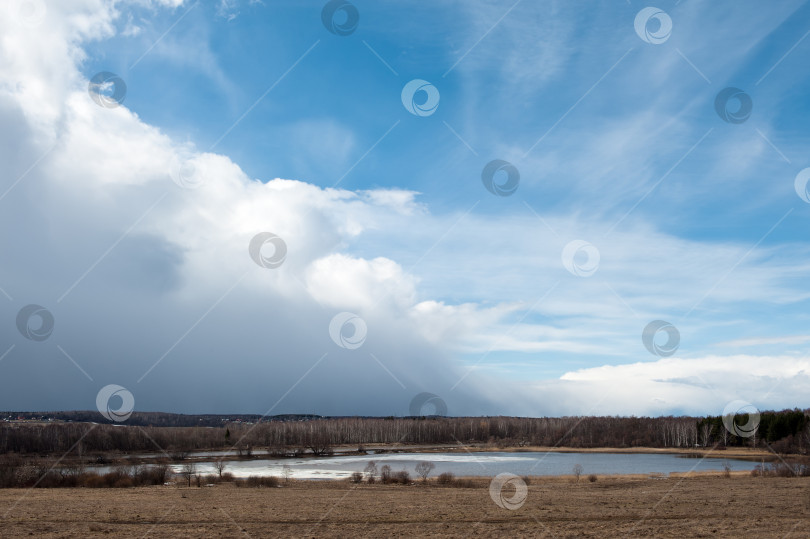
0,411,318,427
0,409,807,456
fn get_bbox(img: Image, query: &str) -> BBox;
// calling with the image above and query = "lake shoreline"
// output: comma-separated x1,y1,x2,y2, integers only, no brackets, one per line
79,444,780,468
356,444,775,461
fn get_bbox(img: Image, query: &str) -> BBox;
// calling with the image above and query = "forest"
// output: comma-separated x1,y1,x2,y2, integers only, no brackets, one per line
0,409,807,457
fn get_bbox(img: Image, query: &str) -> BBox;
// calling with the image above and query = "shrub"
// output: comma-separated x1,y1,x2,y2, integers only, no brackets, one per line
573,464,583,482
83,474,106,488
133,464,169,485
588,474,597,483
452,478,476,488
752,462,810,477
380,465,392,484
437,472,455,485
394,470,411,484
0,457,21,488
434,472,476,488
238,475,279,488
113,476,134,488
170,450,189,461
350,472,363,483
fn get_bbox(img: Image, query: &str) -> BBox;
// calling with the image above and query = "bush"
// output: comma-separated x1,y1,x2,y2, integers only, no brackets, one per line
113,476,134,488
0,461,220,488
380,465,392,483
437,472,455,485
588,474,597,483
393,470,411,484
434,472,475,488
751,462,810,477
350,472,363,483
0,457,21,488
35,471,62,488
83,474,106,488
452,478,476,488
133,464,169,485
237,475,279,488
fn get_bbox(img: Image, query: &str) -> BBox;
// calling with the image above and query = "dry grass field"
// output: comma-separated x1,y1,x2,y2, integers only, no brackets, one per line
0,474,808,538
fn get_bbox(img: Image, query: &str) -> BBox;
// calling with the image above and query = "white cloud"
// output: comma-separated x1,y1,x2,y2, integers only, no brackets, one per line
0,0,807,416
305,254,417,311
548,354,810,416
716,335,810,348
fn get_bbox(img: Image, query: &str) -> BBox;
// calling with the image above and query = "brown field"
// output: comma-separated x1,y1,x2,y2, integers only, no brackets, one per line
0,474,808,538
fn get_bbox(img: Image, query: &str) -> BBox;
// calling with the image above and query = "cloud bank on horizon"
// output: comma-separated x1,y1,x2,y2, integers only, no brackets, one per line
0,0,809,417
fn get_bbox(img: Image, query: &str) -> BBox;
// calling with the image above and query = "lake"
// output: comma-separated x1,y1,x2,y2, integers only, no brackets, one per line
162,451,761,480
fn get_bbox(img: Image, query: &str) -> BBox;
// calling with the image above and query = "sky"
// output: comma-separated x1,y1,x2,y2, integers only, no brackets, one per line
1,0,809,418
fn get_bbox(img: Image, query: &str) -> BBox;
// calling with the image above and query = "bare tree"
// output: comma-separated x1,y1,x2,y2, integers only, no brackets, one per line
180,462,196,487
364,461,378,483
380,464,392,484
573,464,583,482
415,461,435,482
306,431,333,456
700,423,712,447
214,460,226,478
235,443,253,459
282,464,293,483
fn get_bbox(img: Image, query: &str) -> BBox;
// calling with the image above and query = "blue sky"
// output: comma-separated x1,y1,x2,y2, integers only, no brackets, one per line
1,0,809,416
85,0,810,225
